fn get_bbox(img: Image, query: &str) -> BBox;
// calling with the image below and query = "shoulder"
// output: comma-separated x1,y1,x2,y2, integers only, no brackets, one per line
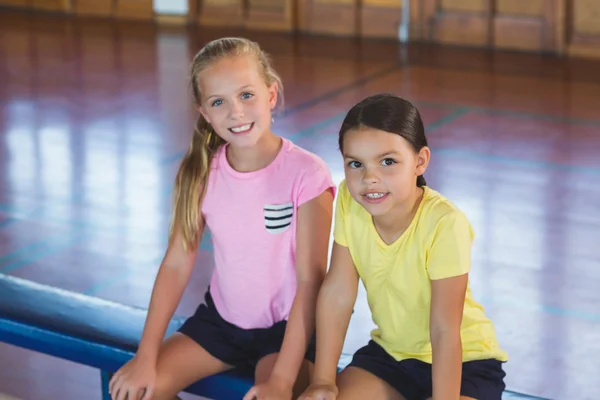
280,138,337,200
420,187,474,243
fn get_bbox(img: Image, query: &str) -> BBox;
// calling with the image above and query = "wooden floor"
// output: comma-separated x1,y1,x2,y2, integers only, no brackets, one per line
1,9,600,400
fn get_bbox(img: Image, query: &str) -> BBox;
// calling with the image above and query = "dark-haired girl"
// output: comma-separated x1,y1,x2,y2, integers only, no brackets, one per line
299,94,508,400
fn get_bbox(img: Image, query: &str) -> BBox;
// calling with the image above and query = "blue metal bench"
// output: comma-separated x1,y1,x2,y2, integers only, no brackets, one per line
0,273,546,400
0,273,253,399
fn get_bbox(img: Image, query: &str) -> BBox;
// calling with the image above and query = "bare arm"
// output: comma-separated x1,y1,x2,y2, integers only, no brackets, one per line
136,219,203,360
312,241,359,385
268,189,334,388
430,273,468,400
109,217,203,399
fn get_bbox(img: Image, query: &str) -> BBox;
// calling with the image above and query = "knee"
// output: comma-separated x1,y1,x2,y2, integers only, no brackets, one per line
146,387,181,400
148,374,181,400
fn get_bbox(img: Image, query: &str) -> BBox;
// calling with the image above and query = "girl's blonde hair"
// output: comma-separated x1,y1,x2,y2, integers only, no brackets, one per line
170,37,284,252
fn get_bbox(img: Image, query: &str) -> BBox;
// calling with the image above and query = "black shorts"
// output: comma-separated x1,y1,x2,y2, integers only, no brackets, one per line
346,340,506,400
178,290,316,372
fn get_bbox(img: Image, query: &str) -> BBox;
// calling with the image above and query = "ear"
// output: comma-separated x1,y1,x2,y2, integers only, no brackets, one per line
415,146,431,177
268,82,278,110
197,104,211,125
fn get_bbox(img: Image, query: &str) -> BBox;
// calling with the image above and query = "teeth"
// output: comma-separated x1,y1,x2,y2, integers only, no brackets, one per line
230,123,252,133
365,193,385,199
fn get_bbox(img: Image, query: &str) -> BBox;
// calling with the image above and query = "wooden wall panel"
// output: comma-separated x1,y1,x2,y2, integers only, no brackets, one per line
32,0,71,12
187,0,199,21
573,0,600,34
497,0,543,16
114,0,153,20
246,0,295,32
0,0,31,7
492,0,564,53
568,0,600,58
423,0,565,53
409,0,424,39
441,0,486,13
360,0,403,39
198,0,245,27
74,0,112,16
297,0,358,36
493,0,559,52
424,0,493,47
494,16,546,51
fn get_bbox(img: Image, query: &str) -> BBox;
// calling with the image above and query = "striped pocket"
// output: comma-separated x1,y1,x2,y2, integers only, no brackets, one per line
264,202,294,234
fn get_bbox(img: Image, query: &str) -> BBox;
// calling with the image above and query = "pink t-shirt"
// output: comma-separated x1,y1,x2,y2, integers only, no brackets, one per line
201,137,336,329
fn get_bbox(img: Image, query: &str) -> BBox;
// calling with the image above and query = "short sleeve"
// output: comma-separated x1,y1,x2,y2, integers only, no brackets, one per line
332,180,348,247
296,163,336,208
426,211,474,280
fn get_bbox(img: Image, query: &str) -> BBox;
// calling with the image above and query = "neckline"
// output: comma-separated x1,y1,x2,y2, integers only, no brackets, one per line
370,186,428,248
220,137,288,179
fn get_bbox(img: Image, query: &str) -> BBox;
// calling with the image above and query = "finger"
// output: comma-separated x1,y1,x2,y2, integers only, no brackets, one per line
243,386,258,400
135,387,146,400
141,385,154,400
108,373,119,396
125,387,139,400
110,386,120,400
109,376,123,400
116,385,128,400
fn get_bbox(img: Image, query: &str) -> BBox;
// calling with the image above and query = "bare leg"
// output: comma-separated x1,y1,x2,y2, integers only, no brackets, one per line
151,333,233,400
336,366,406,400
254,353,314,398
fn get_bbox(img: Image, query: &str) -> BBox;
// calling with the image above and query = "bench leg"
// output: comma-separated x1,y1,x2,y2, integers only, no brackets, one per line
101,371,113,400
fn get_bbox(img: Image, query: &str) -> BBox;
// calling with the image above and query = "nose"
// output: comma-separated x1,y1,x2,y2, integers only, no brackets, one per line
362,167,380,184
229,99,244,119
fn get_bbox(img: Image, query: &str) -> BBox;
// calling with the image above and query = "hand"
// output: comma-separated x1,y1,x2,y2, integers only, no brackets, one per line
298,381,339,400
109,353,157,400
243,375,293,400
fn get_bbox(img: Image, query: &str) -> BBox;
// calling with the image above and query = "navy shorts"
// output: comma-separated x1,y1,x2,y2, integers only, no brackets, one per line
346,340,506,400
178,290,316,372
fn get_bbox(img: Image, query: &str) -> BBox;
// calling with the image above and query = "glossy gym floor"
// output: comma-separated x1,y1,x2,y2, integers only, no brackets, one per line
1,9,599,400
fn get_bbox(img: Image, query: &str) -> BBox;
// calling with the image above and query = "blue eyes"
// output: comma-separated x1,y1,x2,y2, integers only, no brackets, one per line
347,158,397,168
211,92,254,107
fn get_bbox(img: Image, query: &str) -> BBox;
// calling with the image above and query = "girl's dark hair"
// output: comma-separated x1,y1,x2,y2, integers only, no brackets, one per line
338,93,428,187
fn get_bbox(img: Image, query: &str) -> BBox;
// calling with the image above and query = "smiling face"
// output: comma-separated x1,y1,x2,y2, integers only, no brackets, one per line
342,126,429,218
196,54,278,149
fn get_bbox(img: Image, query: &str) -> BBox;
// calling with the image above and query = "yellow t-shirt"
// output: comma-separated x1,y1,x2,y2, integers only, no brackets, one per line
334,180,508,364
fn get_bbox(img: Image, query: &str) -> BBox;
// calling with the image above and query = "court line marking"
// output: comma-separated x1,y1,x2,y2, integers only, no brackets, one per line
280,64,403,118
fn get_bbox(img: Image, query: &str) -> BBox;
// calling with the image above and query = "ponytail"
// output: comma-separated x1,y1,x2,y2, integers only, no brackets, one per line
170,115,225,252
417,175,426,187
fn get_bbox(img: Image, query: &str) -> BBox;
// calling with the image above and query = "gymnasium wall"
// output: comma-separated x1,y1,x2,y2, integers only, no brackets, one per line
0,0,598,59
